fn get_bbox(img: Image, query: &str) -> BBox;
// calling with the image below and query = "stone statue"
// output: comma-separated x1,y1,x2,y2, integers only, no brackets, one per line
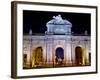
29,29,32,35
46,14,72,35
53,14,63,23
53,14,63,24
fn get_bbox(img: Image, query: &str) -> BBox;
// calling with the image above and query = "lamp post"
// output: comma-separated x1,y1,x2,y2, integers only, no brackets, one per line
29,29,32,68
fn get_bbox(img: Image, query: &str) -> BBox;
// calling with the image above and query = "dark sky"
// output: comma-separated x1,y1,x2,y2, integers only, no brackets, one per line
23,10,91,35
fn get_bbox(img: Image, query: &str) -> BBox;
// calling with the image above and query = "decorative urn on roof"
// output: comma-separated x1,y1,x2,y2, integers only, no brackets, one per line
45,14,72,35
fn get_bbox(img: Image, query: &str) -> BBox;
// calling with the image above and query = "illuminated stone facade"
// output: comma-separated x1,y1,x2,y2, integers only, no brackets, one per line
23,15,91,68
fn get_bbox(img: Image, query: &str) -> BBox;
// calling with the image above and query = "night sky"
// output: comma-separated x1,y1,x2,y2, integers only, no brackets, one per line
23,10,91,35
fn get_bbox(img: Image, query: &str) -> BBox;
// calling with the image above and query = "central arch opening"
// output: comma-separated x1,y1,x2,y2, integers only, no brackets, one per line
55,47,64,64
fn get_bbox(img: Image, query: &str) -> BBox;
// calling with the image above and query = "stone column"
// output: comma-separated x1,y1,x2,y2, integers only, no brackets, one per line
84,40,90,64
46,39,53,64
71,42,76,64
43,40,46,64
66,42,72,64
